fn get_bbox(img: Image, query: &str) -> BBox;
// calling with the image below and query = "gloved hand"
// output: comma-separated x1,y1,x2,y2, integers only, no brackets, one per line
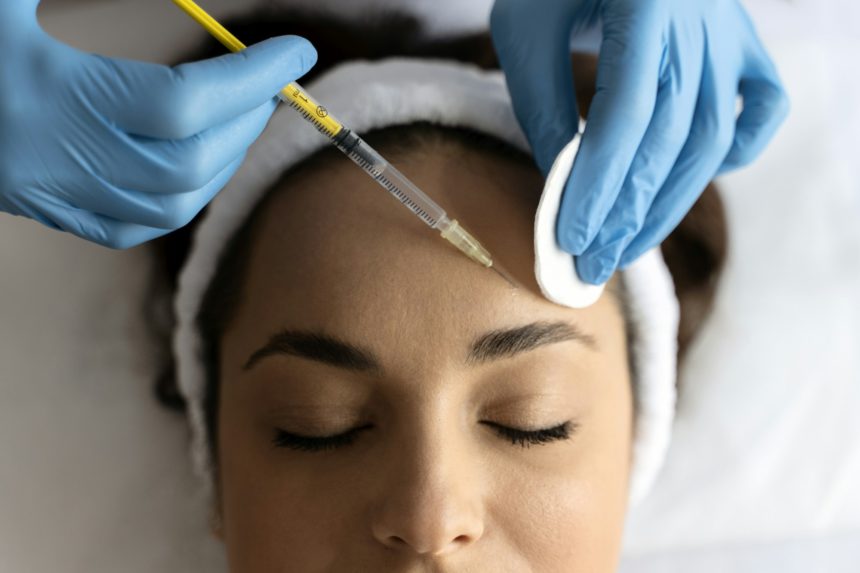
491,0,789,284
0,1,316,249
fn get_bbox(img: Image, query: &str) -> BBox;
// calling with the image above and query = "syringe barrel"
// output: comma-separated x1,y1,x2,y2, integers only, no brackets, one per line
333,129,385,170
333,129,448,229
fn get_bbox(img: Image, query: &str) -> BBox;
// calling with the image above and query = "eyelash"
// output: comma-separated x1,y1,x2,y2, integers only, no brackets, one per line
272,421,576,452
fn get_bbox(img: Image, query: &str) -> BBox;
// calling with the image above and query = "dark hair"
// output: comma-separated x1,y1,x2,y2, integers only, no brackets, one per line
148,8,727,465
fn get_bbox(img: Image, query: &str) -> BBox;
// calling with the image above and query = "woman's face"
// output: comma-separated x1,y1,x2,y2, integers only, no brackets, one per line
216,136,633,572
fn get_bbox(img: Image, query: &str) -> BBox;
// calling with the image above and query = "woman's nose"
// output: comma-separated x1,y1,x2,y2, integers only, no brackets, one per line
370,431,485,556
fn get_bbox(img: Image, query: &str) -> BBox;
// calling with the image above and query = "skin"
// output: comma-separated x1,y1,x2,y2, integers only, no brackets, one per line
215,135,633,572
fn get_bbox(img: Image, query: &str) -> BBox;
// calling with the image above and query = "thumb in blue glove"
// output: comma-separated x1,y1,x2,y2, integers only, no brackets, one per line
0,0,316,249
491,0,789,285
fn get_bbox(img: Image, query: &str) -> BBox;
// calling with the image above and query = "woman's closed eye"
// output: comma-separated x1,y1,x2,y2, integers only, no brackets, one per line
271,421,578,452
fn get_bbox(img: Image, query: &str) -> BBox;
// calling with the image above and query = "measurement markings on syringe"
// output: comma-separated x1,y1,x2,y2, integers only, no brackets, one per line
284,104,439,228
288,101,337,136
347,151,438,227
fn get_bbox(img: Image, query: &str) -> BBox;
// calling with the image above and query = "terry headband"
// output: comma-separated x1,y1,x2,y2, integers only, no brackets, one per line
173,58,679,508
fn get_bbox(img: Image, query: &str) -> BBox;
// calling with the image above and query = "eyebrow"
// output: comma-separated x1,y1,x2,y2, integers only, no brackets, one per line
243,332,380,372
467,321,596,364
243,321,596,373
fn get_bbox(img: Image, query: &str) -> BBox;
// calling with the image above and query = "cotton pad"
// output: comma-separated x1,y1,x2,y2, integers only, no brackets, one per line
534,133,606,308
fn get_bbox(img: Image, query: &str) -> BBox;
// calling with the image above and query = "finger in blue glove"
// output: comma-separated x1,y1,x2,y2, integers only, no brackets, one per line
491,0,789,285
0,3,316,249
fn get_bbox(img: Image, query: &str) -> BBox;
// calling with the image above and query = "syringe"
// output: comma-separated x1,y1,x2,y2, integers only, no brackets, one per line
172,0,515,287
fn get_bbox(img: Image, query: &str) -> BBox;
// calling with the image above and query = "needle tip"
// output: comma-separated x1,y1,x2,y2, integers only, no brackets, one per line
490,264,517,288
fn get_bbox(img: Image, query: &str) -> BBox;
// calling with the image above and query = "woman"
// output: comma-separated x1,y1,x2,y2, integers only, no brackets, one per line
150,9,726,571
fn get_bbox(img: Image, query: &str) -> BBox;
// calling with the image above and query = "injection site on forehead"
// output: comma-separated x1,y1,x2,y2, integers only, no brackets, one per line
219,126,629,381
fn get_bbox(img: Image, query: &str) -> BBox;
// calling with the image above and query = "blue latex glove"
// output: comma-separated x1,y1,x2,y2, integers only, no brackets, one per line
0,1,316,249
491,0,789,284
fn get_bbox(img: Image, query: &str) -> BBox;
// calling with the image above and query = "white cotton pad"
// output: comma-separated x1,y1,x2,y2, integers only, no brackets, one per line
534,134,606,308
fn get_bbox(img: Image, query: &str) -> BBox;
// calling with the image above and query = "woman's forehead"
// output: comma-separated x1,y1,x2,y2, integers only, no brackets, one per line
253,141,543,286
229,139,622,367
248,144,535,294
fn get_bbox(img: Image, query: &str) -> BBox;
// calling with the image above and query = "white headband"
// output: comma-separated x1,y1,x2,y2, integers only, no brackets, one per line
174,58,678,509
